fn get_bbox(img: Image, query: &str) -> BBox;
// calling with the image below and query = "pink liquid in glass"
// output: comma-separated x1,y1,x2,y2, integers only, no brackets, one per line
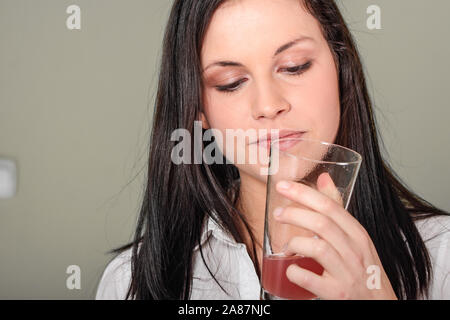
262,255,324,299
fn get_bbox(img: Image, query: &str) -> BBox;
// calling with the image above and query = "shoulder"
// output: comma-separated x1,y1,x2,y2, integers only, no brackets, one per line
414,214,450,244
95,247,133,300
414,214,450,299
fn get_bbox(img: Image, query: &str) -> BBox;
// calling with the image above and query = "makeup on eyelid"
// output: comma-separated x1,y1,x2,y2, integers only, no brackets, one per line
212,61,313,93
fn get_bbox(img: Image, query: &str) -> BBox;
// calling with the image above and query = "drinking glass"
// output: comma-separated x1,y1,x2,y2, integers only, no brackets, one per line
260,137,362,300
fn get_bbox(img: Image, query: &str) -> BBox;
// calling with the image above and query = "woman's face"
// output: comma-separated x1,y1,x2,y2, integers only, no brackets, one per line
200,0,340,182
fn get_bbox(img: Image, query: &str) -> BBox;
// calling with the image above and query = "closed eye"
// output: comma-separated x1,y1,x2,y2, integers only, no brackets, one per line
215,78,248,93
280,61,312,75
214,61,312,94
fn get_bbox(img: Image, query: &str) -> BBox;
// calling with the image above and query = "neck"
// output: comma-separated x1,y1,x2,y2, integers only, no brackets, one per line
237,172,267,230
235,171,267,275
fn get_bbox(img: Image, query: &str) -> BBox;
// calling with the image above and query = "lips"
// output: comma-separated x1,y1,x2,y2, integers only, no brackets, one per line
254,130,306,150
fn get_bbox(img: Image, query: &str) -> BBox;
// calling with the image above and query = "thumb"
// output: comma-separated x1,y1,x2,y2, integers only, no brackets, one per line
317,172,344,207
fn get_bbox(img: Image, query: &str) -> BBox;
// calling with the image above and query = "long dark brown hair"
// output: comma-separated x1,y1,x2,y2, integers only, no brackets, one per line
110,0,449,300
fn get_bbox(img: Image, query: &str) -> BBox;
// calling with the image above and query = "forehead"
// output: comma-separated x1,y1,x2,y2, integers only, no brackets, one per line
201,0,322,63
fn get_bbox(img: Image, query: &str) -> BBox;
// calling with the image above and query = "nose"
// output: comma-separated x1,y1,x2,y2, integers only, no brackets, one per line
251,80,291,120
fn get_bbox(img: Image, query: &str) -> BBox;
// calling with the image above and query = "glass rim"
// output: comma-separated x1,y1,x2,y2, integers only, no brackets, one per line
269,137,363,165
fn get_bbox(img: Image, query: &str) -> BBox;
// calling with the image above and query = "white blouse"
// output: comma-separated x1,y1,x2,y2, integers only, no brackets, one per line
95,214,450,300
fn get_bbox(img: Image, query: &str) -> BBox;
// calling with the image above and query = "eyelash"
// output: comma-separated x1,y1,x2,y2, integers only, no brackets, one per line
215,61,312,94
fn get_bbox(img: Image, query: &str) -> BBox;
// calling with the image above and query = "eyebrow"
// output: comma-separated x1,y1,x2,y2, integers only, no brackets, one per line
202,36,314,73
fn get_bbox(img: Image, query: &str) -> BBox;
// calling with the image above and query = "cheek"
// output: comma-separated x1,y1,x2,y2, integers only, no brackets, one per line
203,90,246,130
202,96,268,182
291,60,340,143
202,92,247,160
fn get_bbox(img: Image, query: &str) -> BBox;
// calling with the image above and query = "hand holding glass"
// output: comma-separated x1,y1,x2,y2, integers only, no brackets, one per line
261,137,362,300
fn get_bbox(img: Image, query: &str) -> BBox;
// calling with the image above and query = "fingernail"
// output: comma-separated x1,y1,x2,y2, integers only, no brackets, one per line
277,181,291,190
273,207,284,217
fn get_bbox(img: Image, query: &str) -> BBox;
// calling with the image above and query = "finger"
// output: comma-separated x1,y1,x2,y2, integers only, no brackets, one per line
274,206,361,272
285,264,335,300
276,180,366,240
317,172,344,207
283,236,352,280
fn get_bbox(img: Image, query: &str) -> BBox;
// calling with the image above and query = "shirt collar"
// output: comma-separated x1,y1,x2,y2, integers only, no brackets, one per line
194,211,245,251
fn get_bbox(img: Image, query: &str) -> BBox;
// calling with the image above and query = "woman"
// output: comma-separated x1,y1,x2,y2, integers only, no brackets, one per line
95,0,450,300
